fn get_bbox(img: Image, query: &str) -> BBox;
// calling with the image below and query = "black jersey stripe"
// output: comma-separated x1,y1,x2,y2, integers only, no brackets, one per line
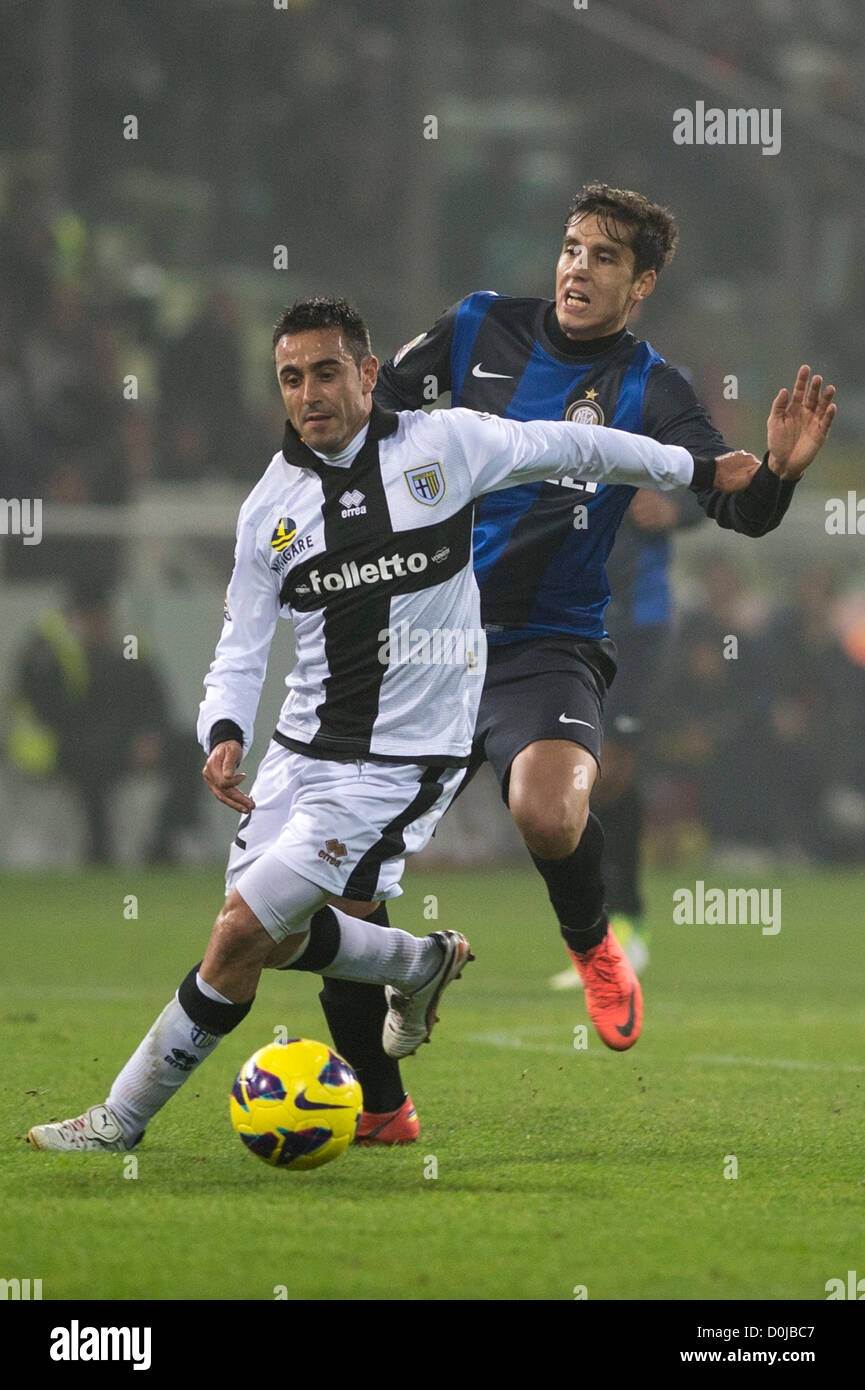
302,412,397,755
343,765,454,901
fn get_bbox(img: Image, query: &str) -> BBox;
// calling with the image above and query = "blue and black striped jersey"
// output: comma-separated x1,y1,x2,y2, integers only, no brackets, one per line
375,292,796,642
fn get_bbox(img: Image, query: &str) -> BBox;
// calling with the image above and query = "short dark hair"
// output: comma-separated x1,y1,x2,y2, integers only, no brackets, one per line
564,183,678,276
272,296,371,365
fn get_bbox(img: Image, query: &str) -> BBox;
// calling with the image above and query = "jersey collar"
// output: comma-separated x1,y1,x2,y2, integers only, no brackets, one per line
540,303,633,362
281,402,400,473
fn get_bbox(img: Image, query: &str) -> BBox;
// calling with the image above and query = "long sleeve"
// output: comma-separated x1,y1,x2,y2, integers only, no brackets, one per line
373,302,459,409
440,407,695,499
196,505,281,754
642,363,796,536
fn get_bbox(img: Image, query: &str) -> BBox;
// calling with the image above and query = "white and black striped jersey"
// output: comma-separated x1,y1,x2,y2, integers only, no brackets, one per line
197,404,695,766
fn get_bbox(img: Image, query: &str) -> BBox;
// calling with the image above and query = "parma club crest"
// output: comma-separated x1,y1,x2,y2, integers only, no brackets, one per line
565,389,605,426
404,462,446,507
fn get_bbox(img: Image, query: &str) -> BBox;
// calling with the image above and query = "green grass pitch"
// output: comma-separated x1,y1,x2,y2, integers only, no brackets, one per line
1,864,862,1301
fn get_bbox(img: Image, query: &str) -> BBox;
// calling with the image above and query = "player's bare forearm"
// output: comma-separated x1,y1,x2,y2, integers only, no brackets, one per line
202,739,255,813
697,451,762,493
766,365,836,481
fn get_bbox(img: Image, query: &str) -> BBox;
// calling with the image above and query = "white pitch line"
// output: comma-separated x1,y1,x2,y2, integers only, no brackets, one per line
467,1032,865,1074
467,1031,592,1057
689,1054,865,1075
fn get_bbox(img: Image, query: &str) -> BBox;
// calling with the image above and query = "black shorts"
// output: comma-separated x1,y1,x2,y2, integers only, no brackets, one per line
469,635,616,802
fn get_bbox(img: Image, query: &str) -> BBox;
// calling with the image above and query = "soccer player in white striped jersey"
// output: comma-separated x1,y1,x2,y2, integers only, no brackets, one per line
28,297,769,1154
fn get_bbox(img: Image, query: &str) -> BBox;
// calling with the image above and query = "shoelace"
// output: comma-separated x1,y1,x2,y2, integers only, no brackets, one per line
578,941,627,1006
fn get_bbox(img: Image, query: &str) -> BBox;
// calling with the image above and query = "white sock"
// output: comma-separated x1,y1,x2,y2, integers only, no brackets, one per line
319,907,440,990
195,972,233,1004
107,995,221,1141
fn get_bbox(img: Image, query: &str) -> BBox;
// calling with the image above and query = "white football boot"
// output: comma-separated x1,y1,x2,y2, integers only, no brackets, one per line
382,930,474,1058
28,1102,134,1152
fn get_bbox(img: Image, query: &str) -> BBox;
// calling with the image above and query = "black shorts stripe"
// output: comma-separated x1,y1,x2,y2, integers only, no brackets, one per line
234,810,252,850
343,766,448,901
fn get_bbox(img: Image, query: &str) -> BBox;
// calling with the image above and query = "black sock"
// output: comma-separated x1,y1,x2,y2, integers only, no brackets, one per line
316,903,406,1114
278,906,341,971
596,782,643,919
177,963,254,1035
530,812,608,953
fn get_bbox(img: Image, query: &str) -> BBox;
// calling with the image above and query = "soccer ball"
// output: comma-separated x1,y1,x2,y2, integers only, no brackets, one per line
230,1038,363,1170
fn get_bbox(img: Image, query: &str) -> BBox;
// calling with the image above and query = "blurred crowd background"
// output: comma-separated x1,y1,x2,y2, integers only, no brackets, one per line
1,0,864,868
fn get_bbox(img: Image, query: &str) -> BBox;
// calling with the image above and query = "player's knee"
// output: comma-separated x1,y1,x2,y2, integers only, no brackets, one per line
209,892,272,969
511,794,589,860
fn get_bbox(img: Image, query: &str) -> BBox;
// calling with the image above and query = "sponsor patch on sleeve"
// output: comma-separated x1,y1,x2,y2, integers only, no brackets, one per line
393,332,427,366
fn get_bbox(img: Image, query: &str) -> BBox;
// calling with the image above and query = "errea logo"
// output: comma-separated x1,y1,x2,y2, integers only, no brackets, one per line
340,489,367,517
319,838,347,868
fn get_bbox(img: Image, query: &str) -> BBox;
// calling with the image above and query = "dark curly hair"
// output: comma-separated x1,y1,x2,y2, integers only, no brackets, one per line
564,183,678,276
272,296,371,364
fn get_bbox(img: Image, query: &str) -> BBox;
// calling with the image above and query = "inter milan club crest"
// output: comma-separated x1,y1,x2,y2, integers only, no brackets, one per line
404,461,446,506
565,388,605,426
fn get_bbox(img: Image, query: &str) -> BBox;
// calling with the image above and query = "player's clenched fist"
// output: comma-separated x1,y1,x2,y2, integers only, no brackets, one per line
767,365,836,481
709,450,762,493
202,739,255,813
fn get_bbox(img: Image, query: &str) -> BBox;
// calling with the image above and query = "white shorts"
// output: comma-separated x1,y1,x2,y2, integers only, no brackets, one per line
225,740,465,917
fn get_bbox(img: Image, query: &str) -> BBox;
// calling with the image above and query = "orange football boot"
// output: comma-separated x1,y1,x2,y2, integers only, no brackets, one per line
355,1094,419,1145
569,924,642,1050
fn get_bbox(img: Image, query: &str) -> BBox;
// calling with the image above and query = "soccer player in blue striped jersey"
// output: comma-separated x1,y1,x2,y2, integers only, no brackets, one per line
318,185,836,1145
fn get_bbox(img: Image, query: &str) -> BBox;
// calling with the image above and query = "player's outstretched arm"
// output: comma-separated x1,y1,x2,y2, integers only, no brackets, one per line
443,407,761,498
766,365,836,481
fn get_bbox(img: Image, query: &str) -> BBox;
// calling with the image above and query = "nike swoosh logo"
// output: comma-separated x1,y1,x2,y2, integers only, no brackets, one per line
559,715,594,727
294,1088,354,1111
616,988,636,1038
472,363,513,379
